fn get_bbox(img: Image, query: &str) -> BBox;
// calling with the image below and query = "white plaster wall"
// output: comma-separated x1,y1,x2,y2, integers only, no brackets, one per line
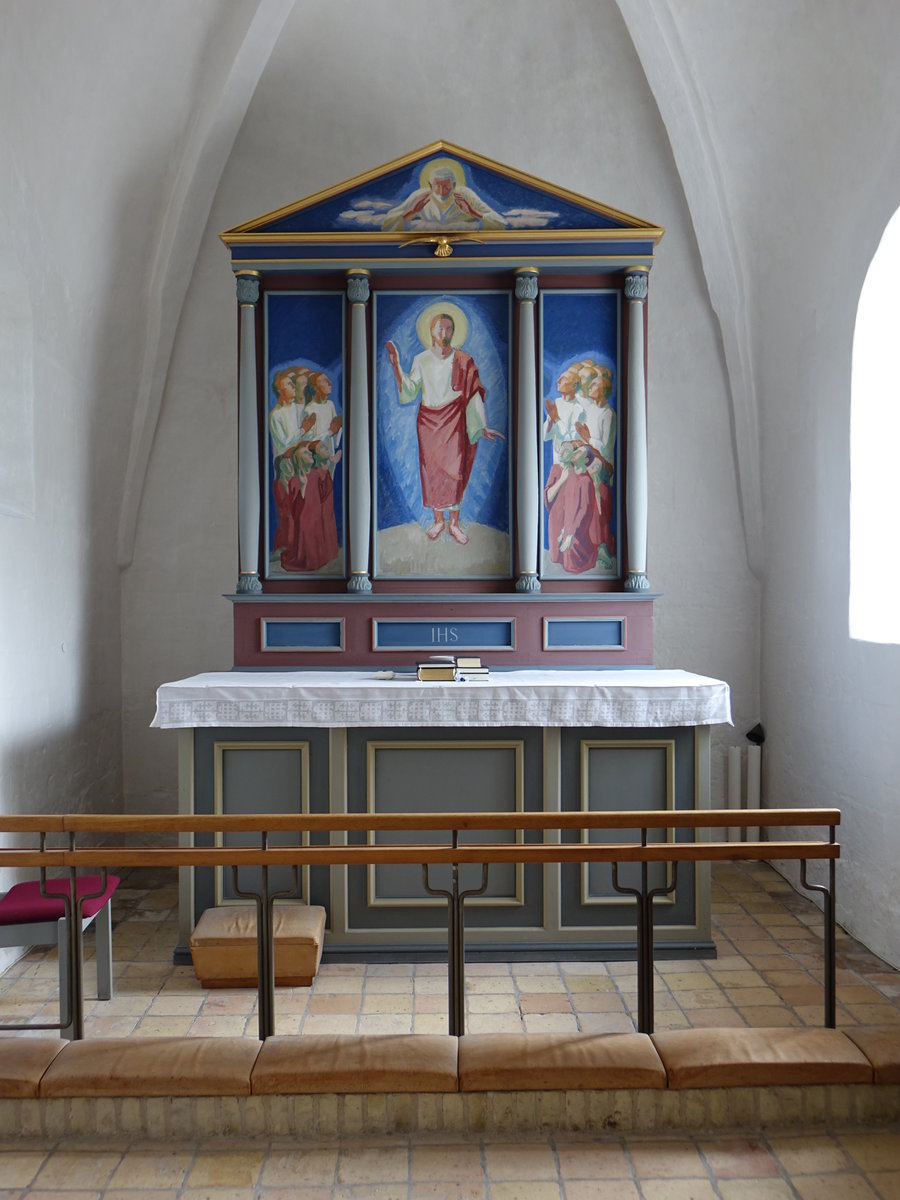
0,0,256,969
122,0,759,808
665,0,900,967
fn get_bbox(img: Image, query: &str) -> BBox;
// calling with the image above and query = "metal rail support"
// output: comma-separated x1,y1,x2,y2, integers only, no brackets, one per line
611,840,678,1034
232,833,299,1040
799,835,837,1027
423,832,490,1036
45,839,107,1040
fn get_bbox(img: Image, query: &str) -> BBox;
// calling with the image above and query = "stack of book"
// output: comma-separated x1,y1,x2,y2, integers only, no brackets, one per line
456,656,490,680
415,656,490,682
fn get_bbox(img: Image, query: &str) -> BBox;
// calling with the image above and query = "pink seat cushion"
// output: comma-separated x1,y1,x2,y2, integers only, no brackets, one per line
0,875,120,925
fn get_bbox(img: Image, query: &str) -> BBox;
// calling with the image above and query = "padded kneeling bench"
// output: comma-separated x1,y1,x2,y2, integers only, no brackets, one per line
651,1027,874,1088
190,903,326,988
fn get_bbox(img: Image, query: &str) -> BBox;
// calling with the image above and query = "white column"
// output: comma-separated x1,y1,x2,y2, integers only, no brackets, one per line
235,271,261,594
624,268,650,591
346,271,372,592
515,269,540,592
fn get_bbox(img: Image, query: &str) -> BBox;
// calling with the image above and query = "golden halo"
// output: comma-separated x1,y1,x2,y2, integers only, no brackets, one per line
416,301,468,349
418,156,467,190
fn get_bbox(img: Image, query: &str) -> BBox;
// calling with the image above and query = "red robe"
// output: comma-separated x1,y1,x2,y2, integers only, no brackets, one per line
416,350,484,510
281,464,339,573
544,464,602,574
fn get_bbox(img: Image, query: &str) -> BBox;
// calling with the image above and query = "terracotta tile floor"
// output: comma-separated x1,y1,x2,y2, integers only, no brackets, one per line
0,1127,897,1198
1,862,899,1198
3,861,899,1040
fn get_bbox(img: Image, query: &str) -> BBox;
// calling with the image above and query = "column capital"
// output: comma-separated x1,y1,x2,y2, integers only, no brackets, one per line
514,268,539,302
346,270,370,305
235,271,260,306
624,268,649,302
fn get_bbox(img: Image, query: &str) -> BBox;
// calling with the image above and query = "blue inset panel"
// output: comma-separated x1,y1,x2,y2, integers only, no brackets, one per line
261,619,344,652
373,618,515,652
543,618,625,651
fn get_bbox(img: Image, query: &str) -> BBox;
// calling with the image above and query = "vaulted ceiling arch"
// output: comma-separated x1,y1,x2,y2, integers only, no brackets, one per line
116,0,296,569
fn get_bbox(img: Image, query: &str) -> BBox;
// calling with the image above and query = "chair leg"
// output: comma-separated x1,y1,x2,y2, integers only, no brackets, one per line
57,918,73,1041
95,902,113,1001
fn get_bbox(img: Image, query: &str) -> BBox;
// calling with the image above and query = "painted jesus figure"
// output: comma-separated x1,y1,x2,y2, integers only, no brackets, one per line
386,312,504,544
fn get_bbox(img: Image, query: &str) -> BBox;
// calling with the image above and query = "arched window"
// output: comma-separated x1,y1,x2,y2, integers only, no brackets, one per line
849,206,900,644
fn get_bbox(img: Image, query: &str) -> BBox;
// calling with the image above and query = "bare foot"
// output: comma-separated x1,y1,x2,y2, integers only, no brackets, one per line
448,521,469,545
426,518,445,540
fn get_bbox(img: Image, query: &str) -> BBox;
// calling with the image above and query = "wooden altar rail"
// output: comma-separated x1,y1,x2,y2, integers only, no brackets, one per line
0,808,839,1040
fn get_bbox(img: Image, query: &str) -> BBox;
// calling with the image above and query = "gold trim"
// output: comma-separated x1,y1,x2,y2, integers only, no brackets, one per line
234,268,261,277
212,740,310,906
240,570,259,576
220,139,664,242
219,254,654,270
625,264,651,274
346,268,371,277
514,267,540,275
222,227,665,247
364,739,525,910
578,738,676,908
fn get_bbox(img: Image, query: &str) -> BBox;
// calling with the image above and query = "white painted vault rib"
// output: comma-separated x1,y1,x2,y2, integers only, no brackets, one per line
616,0,763,579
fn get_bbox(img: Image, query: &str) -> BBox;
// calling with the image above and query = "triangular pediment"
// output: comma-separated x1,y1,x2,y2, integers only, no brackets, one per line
221,141,662,241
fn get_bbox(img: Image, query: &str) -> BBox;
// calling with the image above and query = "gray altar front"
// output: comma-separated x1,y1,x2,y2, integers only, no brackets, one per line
155,669,730,962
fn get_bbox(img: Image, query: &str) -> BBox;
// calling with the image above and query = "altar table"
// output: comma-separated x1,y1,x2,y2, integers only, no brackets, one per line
153,669,731,962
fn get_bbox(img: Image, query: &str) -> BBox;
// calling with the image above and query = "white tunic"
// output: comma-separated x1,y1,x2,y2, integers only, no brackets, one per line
399,348,487,438
269,402,307,457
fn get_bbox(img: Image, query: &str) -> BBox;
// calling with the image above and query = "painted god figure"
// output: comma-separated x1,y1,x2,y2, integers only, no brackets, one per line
543,359,616,573
386,304,504,545
381,157,507,232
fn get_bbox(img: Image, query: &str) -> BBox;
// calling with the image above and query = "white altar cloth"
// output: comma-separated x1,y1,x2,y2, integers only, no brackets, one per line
152,669,731,730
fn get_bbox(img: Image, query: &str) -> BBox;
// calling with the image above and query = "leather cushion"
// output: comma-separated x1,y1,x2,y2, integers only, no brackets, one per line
844,1027,900,1084
39,1036,261,1097
0,1037,66,1098
190,904,325,984
190,904,325,947
251,1034,458,1094
652,1027,873,1088
458,1033,666,1091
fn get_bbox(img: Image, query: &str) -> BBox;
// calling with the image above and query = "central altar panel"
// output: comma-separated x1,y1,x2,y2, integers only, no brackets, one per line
344,728,544,941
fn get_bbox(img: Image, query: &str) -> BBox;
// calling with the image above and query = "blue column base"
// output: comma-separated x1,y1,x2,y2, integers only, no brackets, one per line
347,573,372,594
236,573,262,595
515,573,541,593
624,572,650,592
